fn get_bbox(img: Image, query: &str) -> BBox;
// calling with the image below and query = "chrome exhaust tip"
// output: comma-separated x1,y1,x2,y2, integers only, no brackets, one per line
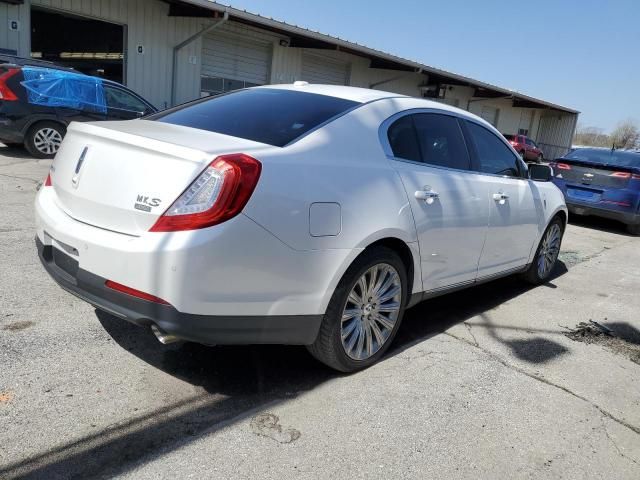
151,324,180,345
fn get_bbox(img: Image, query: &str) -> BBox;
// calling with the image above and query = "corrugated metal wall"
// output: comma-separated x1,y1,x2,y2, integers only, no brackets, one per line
6,0,208,108
537,113,578,160
0,2,30,56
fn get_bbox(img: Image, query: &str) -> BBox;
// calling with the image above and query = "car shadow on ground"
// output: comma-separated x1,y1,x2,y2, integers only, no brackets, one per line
568,214,633,237
0,144,33,160
0,262,569,480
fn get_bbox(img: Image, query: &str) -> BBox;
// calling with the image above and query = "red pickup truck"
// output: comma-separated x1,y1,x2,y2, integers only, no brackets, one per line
503,134,544,163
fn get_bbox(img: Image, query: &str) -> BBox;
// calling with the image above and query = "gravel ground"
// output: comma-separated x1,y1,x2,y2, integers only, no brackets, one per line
0,144,639,479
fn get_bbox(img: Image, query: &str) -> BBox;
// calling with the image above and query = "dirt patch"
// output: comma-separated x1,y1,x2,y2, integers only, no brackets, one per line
563,320,640,365
0,390,14,404
250,413,301,444
2,320,35,331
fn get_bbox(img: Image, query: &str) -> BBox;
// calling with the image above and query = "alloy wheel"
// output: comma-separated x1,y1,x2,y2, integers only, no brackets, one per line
537,223,561,278
340,263,402,361
33,128,63,155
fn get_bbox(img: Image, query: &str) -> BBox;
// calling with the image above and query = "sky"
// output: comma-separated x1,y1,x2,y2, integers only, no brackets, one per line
219,0,640,133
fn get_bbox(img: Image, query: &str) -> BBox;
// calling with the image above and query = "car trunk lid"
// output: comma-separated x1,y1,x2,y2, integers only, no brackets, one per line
50,120,268,236
553,158,638,189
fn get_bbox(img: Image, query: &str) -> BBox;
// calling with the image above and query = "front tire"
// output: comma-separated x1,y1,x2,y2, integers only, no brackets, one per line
25,122,65,159
307,247,408,372
627,223,640,236
522,217,564,284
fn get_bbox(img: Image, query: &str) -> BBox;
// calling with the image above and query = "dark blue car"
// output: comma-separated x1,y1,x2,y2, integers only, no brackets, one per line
550,148,640,235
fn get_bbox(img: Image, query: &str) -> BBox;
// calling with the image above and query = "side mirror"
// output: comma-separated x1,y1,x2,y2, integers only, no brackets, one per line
528,164,553,182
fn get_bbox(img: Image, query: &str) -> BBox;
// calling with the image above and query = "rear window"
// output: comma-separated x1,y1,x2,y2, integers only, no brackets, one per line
153,88,360,147
565,149,640,168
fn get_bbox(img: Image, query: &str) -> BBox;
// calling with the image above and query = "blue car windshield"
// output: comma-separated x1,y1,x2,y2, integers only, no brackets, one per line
565,148,640,168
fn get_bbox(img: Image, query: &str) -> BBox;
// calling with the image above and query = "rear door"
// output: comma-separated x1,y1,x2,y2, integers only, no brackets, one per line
464,120,540,277
386,112,489,291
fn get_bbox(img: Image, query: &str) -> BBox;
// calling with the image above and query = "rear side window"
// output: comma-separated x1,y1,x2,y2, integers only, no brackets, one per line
387,115,421,161
413,114,470,170
387,113,470,170
467,122,521,177
154,88,359,147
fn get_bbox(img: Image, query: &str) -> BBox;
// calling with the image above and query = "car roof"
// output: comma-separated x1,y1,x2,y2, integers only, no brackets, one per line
256,83,407,103
0,63,127,89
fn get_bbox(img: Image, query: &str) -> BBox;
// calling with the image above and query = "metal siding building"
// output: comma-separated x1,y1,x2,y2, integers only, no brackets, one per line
0,0,579,157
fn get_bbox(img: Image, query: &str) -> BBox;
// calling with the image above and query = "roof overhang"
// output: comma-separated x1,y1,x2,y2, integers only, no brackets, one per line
166,0,579,115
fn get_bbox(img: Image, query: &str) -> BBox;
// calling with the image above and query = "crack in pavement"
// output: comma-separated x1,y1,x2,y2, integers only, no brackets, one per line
444,331,640,439
464,322,479,347
0,173,42,185
601,416,640,468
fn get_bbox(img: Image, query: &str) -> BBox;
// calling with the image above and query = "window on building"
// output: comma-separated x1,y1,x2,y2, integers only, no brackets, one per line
518,128,529,136
467,121,521,177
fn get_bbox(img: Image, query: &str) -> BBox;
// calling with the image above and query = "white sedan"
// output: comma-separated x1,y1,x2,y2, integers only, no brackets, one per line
35,83,567,372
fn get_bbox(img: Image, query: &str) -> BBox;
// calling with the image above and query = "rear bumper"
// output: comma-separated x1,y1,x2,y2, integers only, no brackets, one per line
567,202,640,225
36,236,322,345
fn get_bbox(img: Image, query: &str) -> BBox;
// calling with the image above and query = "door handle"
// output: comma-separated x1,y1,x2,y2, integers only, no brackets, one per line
492,192,509,204
415,190,439,204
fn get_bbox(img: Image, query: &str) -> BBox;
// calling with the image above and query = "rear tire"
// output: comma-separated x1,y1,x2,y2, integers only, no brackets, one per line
307,247,408,372
627,223,640,236
522,217,564,285
25,121,65,159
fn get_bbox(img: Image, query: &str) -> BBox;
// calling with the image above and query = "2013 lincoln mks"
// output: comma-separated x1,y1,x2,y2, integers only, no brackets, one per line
35,83,567,372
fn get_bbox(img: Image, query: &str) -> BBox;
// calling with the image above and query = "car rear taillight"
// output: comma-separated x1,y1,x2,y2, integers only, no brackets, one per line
105,280,171,305
44,173,52,187
609,171,631,179
554,162,571,170
509,141,517,146
600,200,631,207
632,174,640,180
150,153,262,232
0,68,19,101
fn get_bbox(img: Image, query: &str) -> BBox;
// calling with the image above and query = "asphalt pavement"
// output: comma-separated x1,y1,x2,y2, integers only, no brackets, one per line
1,144,639,479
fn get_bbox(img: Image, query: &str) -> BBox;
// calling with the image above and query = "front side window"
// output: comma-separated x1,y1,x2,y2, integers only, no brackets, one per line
154,88,359,147
104,86,149,113
467,121,521,177
387,113,470,170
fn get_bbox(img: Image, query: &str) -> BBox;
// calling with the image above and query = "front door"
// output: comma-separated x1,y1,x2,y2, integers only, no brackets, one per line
385,113,489,291
464,121,539,277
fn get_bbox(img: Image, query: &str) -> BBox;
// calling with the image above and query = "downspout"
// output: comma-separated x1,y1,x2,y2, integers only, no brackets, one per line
170,11,229,106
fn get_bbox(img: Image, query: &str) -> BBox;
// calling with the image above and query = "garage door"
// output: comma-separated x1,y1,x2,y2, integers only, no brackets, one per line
201,28,272,95
480,106,499,127
301,52,349,85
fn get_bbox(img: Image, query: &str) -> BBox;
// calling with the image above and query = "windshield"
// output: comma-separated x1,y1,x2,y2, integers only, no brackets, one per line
565,148,640,168
153,88,360,147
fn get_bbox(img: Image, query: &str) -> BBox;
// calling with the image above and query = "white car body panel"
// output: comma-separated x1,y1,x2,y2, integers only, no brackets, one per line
34,84,567,346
